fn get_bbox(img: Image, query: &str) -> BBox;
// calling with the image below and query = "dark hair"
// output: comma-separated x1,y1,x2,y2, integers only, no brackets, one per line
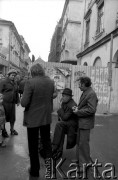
30,63,45,77
78,76,92,87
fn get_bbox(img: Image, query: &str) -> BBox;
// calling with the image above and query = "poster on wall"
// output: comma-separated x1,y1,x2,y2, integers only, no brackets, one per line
51,74,65,90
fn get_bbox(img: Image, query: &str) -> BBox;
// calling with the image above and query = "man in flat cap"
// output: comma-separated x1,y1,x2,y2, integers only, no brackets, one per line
0,69,20,137
52,88,78,160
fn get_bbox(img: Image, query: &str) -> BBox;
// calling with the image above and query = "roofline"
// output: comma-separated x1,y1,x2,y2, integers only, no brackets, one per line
60,0,69,20
24,42,31,53
0,19,23,48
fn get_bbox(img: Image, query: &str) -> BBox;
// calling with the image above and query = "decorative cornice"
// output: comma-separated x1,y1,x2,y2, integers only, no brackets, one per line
84,9,92,20
61,0,69,20
95,0,104,7
76,28,118,58
68,20,81,24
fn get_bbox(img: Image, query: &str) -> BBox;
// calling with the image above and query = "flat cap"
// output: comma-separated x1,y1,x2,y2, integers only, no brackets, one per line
7,69,17,75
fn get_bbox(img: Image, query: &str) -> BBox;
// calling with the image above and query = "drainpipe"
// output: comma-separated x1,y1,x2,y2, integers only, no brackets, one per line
79,0,87,64
108,33,113,113
81,0,86,50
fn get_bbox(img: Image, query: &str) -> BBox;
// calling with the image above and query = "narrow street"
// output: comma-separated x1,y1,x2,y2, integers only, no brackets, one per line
0,106,118,180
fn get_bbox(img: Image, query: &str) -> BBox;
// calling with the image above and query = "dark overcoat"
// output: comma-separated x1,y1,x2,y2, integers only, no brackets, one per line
21,76,55,128
19,79,27,94
57,98,78,149
0,78,19,123
76,87,98,129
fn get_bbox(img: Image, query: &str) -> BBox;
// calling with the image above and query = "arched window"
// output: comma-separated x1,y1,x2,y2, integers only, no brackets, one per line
113,50,118,68
93,57,102,67
83,62,88,66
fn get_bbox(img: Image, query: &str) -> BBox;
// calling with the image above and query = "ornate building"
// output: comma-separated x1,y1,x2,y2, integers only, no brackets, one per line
76,0,118,67
0,18,31,76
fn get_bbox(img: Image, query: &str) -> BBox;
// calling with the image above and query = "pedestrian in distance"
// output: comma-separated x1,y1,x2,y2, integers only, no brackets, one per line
0,93,6,147
21,63,57,179
72,76,98,172
0,69,20,138
52,88,78,160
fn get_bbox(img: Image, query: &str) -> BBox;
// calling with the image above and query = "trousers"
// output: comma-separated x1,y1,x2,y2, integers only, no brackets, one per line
27,124,52,177
76,129,92,166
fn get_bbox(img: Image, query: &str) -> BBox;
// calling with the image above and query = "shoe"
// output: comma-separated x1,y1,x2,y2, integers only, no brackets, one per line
2,130,9,138
0,141,6,148
11,129,18,135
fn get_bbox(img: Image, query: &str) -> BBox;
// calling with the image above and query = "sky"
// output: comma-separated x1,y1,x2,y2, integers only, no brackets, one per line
0,0,65,61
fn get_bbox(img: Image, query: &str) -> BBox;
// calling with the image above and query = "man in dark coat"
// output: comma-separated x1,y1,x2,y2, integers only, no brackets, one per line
73,76,98,172
0,69,20,137
21,63,57,179
52,88,78,160
19,76,28,98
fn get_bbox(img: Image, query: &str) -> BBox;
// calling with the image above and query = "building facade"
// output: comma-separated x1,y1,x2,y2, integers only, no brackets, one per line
48,20,62,63
0,19,31,76
77,0,118,67
20,35,31,76
59,0,85,64
0,52,8,75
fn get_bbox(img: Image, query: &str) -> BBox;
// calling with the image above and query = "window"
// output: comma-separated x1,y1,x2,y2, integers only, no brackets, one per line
93,57,102,67
85,19,90,43
84,9,91,47
112,50,118,68
96,1,104,34
83,62,88,66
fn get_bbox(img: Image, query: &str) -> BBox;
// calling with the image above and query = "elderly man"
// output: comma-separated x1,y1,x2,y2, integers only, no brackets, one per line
73,76,98,172
52,88,78,160
0,69,20,137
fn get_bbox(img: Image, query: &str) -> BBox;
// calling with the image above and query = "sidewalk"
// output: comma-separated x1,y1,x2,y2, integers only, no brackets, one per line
0,106,117,179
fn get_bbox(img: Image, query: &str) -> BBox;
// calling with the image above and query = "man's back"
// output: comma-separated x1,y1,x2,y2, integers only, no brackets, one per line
21,76,55,127
19,79,26,94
